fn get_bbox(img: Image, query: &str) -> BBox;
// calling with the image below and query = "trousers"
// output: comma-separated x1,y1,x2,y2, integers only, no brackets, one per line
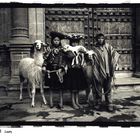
93,76,112,105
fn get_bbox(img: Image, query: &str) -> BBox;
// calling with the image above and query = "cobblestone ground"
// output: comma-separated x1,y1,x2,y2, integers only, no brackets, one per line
0,90,140,123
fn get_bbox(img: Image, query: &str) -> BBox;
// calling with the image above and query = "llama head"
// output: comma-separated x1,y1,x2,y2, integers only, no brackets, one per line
85,50,95,64
33,40,48,52
34,40,43,50
87,50,95,57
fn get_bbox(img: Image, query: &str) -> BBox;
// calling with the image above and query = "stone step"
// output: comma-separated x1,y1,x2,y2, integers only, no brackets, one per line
115,77,140,92
0,77,140,97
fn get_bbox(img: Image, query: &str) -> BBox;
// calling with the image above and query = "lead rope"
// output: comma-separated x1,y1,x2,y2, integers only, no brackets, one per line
46,70,64,83
112,75,117,94
93,78,112,97
90,54,116,97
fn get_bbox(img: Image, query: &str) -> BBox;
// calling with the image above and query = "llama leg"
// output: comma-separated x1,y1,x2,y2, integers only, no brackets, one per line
31,84,36,107
59,90,63,108
27,80,32,98
19,75,24,100
86,87,94,107
40,83,47,105
19,82,23,100
75,92,83,109
71,91,79,109
85,87,91,104
50,90,53,108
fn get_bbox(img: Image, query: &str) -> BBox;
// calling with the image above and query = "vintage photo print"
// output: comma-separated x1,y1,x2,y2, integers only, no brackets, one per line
0,3,140,126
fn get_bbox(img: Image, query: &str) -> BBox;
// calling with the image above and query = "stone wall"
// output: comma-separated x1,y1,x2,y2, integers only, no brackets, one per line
29,8,45,42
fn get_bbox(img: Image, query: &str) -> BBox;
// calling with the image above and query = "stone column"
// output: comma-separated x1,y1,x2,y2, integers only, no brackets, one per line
10,8,29,44
8,8,32,86
134,7,140,77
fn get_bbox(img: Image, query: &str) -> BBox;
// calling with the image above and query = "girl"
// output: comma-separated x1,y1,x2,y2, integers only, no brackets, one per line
64,34,88,109
42,31,67,108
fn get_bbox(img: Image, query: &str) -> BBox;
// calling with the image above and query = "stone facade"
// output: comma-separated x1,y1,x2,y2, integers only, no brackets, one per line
0,8,45,92
0,7,140,90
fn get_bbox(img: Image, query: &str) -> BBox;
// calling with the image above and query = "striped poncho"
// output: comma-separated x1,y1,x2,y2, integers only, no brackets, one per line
92,43,120,85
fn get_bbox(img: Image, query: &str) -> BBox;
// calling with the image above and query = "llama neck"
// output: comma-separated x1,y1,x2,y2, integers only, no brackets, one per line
34,52,44,67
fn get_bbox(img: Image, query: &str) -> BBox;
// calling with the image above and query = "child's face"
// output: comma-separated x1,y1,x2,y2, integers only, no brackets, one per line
97,36,105,45
53,37,60,46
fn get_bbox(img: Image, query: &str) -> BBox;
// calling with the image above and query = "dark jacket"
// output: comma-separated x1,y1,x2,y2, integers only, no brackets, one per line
43,45,67,71
43,45,67,89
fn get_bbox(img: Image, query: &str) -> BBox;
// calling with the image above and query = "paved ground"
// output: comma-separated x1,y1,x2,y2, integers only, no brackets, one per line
0,89,140,124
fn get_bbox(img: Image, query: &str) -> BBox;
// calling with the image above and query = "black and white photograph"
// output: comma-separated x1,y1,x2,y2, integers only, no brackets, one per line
0,3,140,126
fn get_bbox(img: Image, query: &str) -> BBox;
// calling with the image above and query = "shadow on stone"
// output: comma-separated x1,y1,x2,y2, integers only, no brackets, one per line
9,110,33,119
110,114,137,121
36,111,49,119
93,117,111,122
113,96,140,108
93,113,137,122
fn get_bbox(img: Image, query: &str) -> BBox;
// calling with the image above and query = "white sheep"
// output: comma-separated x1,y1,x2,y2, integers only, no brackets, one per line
19,40,48,107
63,44,87,66
63,44,87,54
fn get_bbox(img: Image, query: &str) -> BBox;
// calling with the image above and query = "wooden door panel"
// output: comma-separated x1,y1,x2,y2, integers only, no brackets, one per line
106,39,132,50
118,54,133,70
98,22,132,34
49,21,84,33
45,7,134,72
45,8,93,49
93,7,133,71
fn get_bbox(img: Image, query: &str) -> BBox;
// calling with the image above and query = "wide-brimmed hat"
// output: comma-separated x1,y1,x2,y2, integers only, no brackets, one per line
50,31,66,40
66,34,84,42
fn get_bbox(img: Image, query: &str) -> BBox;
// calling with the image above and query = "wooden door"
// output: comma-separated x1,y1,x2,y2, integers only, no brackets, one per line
45,7,134,73
45,8,93,49
92,8,134,72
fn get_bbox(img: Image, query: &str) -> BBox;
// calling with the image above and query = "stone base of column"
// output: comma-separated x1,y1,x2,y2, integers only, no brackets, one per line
7,44,32,89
